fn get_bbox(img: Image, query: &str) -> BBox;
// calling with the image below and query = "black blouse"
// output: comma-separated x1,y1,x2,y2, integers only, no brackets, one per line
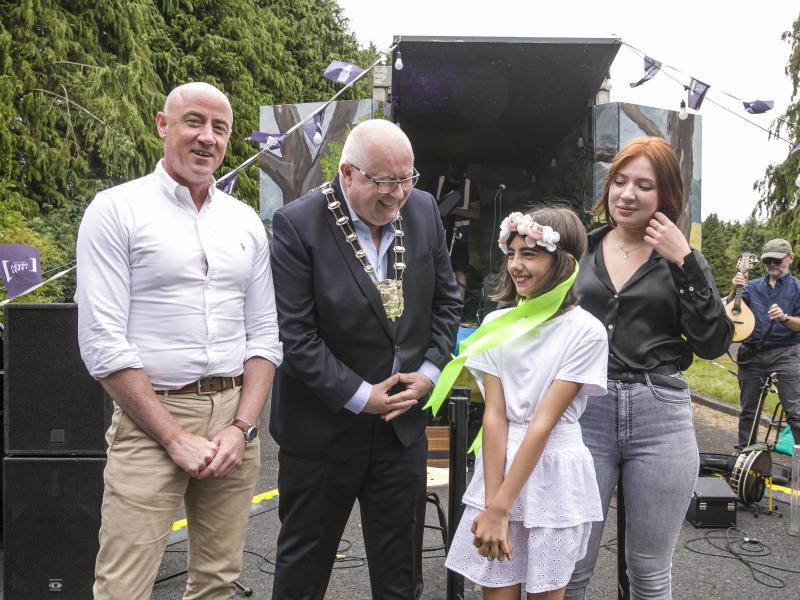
575,225,733,374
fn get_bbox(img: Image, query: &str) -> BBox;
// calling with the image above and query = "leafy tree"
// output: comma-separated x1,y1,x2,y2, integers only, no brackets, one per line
755,10,800,244
700,213,730,293
0,0,375,306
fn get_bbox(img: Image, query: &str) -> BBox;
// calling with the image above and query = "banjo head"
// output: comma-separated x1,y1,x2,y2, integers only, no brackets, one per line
729,450,772,506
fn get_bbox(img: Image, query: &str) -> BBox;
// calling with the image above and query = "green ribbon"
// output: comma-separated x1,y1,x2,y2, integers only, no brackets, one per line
424,264,579,453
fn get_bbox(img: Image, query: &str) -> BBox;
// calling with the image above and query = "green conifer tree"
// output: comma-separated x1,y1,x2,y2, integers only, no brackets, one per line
0,0,375,304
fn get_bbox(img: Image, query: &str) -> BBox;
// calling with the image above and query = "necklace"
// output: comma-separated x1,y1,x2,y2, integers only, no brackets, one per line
323,183,406,321
614,234,645,260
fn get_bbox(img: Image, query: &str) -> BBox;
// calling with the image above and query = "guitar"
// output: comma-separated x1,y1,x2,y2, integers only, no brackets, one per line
724,252,756,342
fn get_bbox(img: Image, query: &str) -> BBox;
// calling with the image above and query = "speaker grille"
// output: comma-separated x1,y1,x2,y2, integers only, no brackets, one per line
3,304,109,454
3,457,105,599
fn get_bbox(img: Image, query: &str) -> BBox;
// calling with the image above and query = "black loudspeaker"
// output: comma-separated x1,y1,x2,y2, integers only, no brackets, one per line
3,303,110,455
3,456,105,599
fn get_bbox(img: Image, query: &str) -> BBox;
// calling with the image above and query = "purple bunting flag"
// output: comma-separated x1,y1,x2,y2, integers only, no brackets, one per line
323,60,364,85
629,56,662,88
687,78,710,111
216,170,240,195
302,109,326,145
0,245,42,299
247,132,287,150
743,100,774,114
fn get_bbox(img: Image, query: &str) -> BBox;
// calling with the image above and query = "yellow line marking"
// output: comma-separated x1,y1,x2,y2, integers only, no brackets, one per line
172,518,188,532
171,488,279,532
252,489,279,504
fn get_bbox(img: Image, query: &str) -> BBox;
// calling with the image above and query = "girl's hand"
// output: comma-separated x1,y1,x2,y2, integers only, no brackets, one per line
471,505,512,561
644,212,691,266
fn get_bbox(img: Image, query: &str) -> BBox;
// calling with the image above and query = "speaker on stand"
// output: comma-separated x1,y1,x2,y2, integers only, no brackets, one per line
3,304,109,600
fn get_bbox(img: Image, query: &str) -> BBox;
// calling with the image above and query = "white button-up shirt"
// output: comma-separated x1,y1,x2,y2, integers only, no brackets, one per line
76,161,282,389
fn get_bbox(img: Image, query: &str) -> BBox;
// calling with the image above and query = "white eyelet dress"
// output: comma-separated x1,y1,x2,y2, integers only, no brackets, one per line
444,307,609,594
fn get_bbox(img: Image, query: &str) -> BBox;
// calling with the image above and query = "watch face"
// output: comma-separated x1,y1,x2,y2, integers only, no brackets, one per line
245,426,258,443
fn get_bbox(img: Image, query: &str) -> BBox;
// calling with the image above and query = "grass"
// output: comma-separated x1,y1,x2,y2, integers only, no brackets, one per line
685,355,781,418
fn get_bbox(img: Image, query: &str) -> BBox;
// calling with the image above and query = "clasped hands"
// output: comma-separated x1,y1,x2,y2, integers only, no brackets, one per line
364,371,433,421
165,425,246,480
471,504,512,562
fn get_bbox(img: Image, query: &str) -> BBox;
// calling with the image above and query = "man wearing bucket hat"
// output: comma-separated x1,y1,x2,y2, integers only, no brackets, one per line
730,238,800,450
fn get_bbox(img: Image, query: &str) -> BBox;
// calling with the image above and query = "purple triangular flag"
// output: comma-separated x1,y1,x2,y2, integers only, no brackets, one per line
687,78,710,111
743,100,774,114
302,110,325,145
216,170,240,195
247,132,286,150
0,245,42,299
323,60,364,85
629,56,662,88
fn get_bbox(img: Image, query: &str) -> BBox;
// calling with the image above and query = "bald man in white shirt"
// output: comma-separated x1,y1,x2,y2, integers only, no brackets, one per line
76,82,282,600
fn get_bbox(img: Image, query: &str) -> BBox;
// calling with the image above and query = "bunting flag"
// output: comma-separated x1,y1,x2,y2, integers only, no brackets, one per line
0,245,42,299
687,78,711,111
216,170,240,195
247,132,287,150
629,56,662,88
790,143,800,157
323,59,364,85
302,109,325,145
743,100,774,114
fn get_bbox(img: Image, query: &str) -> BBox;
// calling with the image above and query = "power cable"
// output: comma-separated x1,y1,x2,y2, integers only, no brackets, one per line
683,527,800,589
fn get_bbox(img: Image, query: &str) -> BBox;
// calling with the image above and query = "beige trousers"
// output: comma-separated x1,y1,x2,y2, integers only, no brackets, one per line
93,387,260,600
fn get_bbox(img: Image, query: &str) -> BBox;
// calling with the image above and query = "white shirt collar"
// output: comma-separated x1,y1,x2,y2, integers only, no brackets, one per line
154,160,217,207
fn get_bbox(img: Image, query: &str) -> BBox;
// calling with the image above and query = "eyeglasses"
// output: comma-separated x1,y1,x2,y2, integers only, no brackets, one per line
763,257,783,266
348,163,420,194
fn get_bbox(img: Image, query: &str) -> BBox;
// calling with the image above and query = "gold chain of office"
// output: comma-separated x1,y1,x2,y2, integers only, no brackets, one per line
323,182,406,321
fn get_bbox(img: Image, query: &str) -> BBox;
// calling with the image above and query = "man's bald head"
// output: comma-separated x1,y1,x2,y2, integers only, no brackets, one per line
163,82,232,123
155,82,234,202
339,120,414,171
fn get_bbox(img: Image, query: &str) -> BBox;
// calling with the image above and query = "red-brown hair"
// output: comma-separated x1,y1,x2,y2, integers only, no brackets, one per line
597,136,684,226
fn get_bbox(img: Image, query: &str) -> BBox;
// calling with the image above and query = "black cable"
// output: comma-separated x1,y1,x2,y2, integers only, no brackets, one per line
251,538,367,575
683,527,800,589
155,503,280,586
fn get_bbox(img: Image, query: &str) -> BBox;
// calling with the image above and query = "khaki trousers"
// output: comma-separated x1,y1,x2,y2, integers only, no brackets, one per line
93,387,260,600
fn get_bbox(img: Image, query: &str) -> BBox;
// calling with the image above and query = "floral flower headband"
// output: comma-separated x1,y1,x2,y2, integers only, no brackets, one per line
498,212,561,254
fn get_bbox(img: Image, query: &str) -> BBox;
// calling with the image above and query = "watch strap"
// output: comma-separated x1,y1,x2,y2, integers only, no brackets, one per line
229,418,255,442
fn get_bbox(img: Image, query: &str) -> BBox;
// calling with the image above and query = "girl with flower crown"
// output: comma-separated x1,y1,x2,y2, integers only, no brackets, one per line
443,206,609,599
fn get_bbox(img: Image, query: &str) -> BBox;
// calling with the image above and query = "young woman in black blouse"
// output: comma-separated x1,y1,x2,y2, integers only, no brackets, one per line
565,137,733,599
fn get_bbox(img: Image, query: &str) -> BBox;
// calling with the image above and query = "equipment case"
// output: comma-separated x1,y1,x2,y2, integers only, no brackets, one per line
686,476,737,528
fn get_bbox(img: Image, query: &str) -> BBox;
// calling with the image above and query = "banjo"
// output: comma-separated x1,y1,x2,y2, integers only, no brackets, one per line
699,372,775,506
728,372,775,506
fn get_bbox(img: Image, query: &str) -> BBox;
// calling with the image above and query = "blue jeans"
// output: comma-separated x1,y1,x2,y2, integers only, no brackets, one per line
564,374,699,600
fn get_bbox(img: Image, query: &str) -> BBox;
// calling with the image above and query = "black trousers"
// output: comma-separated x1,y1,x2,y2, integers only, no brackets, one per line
271,418,427,600
737,344,800,447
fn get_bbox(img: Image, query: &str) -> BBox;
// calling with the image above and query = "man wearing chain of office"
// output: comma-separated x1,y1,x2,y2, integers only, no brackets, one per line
269,119,462,599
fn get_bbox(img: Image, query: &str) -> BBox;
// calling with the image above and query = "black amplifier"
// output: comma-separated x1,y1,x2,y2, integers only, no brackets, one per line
686,476,737,528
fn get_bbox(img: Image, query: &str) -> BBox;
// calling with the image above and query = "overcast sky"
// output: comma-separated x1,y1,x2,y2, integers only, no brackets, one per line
336,0,797,223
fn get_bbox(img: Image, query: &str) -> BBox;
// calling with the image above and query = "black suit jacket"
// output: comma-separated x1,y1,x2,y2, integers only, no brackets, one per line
269,177,462,460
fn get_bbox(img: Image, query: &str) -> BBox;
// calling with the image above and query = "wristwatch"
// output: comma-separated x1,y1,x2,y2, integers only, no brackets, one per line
229,418,258,444
781,314,790,323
